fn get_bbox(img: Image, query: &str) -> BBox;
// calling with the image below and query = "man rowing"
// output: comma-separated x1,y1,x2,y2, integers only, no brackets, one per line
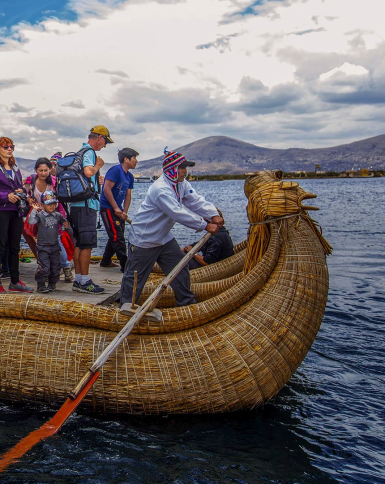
120,147,223,307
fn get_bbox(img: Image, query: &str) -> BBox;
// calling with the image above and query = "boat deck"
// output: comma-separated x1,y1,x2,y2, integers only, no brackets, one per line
12,258,122,306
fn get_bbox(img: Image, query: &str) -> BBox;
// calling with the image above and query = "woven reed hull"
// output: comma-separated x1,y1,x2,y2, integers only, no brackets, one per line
0,214,329,414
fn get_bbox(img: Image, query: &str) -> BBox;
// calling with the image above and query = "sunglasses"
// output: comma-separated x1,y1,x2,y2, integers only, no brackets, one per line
1,145,15,151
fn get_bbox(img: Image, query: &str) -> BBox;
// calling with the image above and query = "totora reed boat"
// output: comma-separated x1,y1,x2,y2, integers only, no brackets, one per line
0,171,332,415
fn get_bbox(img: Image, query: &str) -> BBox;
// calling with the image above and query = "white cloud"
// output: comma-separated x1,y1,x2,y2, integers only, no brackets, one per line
0,0,384,161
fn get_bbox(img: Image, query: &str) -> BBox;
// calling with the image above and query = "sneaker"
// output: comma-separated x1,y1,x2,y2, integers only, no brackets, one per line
1,270,10,279
100,261,119,268
9,281,34,293
0,284,6,294
37,284,50,294
47,283,56,292
72,281,81,292
78,279,105,294
63,267,74,283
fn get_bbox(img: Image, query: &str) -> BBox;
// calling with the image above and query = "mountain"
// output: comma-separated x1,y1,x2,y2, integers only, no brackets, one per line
14,134,385,177
136,134,385,175
14,158,116,179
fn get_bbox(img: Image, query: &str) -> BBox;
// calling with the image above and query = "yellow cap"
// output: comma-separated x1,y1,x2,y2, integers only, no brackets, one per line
90,125,114,143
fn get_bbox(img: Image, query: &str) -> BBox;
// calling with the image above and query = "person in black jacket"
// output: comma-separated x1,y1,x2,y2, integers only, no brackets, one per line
182,210,234,269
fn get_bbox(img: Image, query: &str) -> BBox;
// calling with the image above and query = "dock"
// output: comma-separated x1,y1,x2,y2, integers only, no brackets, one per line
10,258,122,306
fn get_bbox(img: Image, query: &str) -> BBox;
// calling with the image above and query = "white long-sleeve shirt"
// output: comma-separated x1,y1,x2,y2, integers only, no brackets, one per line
129,175,219,248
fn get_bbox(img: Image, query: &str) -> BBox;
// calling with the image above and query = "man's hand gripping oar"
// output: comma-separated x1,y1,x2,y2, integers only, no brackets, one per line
0,230,213,473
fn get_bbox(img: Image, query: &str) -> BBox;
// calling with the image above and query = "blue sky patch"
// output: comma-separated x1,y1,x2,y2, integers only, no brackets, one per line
0,1,77,32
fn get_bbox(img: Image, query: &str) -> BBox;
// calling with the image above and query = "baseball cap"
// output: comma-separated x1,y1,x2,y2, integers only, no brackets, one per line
41,190,58,205
90,125,114,143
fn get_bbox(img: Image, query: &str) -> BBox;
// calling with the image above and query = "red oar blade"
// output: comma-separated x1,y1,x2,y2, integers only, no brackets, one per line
0,370,100,473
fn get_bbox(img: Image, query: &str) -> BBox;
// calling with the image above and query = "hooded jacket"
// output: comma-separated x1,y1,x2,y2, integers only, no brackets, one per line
0,165,24,212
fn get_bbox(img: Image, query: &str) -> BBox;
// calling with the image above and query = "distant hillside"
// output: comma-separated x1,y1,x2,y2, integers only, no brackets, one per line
137,134,385,175
14,134,385,177
14,158,115,178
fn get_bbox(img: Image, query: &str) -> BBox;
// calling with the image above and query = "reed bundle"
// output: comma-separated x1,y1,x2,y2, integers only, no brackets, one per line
243,172,332,274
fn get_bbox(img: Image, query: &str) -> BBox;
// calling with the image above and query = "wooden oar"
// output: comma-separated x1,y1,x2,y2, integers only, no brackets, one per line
0,231,211,473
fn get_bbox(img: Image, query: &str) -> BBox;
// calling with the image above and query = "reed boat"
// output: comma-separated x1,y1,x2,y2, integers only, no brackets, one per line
0,171,332,415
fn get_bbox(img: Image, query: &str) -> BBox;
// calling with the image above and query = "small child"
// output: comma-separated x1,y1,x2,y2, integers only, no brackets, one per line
28,190,69,293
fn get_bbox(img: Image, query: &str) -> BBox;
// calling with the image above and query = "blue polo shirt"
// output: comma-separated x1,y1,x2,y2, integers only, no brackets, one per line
100,164,134,210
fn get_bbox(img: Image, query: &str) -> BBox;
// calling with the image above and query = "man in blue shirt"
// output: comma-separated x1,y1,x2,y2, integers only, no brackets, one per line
99,147,139,272
70,125,114,294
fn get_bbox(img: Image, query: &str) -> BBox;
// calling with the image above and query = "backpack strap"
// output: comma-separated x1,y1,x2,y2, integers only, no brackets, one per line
79,147,100,201
31,174,36,199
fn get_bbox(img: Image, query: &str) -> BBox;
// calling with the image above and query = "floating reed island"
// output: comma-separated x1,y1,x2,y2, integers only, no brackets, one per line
0,171,332,415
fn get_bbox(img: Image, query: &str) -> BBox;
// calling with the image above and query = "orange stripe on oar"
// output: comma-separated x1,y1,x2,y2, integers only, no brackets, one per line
0,371,100,473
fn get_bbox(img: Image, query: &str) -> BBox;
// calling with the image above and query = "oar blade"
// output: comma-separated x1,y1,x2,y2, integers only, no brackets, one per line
0,371,100,473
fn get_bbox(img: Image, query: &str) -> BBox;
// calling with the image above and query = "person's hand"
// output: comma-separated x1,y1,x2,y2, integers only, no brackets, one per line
96,156,105,169
63,221,69,229
194,254,208,266
8,192,20,203
99,175,105,185
14,188,23,193
182,245,193,253
211,216,224,228
29,200,40,211
114,207,124,219
205,223,220,235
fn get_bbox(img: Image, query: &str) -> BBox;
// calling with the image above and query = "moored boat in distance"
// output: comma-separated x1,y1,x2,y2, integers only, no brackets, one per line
134,174,156,183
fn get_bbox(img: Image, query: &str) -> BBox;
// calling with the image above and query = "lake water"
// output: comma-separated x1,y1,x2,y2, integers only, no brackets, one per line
1,178,384,483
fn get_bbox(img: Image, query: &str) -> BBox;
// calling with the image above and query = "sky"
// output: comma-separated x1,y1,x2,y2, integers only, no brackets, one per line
1,0,385,163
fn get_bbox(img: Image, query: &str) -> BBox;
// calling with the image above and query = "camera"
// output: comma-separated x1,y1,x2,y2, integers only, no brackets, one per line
14,191,28,217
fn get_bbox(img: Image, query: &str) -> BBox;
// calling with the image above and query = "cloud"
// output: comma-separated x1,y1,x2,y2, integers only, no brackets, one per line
234,77,302,113
196,33,241,53
110,82,228,124
61,100,86,109
8,102,33,113
1,0,385,160
95,68,129,78
0,78,29,90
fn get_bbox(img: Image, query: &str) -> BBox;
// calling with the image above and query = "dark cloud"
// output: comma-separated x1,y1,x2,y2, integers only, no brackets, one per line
95,68,129,78
23,108,143,139
0,78,29,90
111,83,229,125
9,102,32,113
196,33,240,53
288,27,325,36
61,100,85,109
235,77,302,114
320,89,385,105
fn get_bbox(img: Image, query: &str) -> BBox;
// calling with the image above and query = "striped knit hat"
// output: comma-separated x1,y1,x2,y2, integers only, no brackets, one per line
162,147,186,198
49,151,63,164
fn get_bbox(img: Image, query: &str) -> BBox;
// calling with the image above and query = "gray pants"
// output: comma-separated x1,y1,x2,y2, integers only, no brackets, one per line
120,238,196,307
35,244,61,284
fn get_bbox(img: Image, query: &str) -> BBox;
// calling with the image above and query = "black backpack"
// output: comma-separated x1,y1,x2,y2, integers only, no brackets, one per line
55,147,99,203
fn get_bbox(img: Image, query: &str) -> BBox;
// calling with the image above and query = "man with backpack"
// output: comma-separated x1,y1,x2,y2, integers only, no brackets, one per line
66,125,114,294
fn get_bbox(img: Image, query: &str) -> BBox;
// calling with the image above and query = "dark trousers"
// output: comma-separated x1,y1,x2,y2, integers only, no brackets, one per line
35,244,61,284
120,238,196,307
1,241,9,272
0,211,23,285
100,208,127,270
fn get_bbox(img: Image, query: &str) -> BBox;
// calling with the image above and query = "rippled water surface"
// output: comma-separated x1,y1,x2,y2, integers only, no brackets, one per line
1,178,384,483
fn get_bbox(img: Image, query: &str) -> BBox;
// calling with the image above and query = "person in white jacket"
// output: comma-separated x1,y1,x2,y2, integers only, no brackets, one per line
120,148,223,307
